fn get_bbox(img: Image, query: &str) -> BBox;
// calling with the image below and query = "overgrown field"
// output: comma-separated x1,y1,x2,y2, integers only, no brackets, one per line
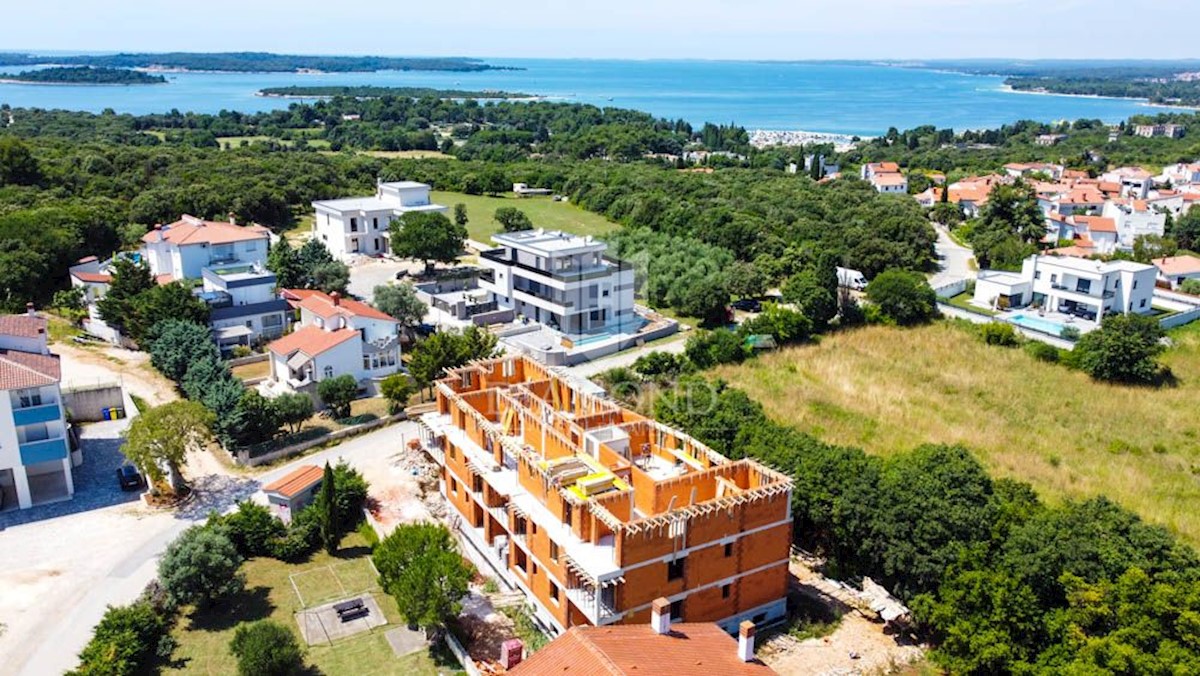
714,321,1200,545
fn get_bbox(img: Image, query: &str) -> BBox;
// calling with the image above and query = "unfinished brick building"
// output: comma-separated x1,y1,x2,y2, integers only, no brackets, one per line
416,355,793,635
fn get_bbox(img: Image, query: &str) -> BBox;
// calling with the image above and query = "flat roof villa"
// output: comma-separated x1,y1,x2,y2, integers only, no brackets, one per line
476,229,677,365
312,180,448,261
416,355,793,636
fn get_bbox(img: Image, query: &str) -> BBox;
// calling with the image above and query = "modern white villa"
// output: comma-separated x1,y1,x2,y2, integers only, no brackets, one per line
477,229,638,336
973,254,1157,320
197,264,290,353
264,290,401,400
0,308,73,510
311,180,448,261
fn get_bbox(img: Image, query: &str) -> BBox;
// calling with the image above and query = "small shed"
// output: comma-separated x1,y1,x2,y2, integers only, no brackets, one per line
263,464,324,524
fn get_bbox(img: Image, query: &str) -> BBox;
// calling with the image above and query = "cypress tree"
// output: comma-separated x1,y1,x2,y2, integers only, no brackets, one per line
318,462,338,553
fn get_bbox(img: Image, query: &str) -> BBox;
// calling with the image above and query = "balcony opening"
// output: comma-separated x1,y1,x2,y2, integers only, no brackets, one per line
722,584,732,599
724,542,734,558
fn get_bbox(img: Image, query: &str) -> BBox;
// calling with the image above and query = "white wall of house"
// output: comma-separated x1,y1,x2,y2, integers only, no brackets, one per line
143,238,268,280
1024,256,1156,317
0,383,72,510
1103,202,1167,250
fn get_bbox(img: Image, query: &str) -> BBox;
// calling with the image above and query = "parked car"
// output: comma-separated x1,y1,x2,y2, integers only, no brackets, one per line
731,298,762,312
116,464,144,491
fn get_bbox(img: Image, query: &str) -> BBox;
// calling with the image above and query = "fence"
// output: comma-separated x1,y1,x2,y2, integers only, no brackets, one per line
235,411,408,467
227,352,269,368
444,631,483,676
1162,306,1200,330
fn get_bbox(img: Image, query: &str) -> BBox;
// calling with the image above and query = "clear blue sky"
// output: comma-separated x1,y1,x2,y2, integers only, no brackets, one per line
6,0,1198,60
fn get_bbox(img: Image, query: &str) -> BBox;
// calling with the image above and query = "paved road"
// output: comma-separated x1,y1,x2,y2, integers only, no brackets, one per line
929,224,976,290
5,417,416,675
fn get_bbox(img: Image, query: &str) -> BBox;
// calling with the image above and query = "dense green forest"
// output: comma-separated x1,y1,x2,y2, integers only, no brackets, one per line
257,85,530,99
1,66,166,85
0,52,513,72
657,376,1200,674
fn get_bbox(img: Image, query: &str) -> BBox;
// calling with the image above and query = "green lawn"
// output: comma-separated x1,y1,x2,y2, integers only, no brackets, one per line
713,321,1200,547
432,191,618,242
943,292,997,316
162,532,461,675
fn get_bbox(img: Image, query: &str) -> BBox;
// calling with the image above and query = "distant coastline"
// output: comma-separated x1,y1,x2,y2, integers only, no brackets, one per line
255,85,537,100
0,65,166,86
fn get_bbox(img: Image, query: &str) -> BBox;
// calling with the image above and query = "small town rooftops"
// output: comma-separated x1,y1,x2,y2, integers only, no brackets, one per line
1074,216,1117,233
142,215,269,246
268,325,359,358
0,350,60,391
70,271,112,284
1154,255,1200,276
0,313,48,339
872,173,907,186
263,465,323,498
509,623,777,675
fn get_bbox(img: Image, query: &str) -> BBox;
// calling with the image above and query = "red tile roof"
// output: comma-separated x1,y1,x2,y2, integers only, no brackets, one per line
510,624,777,676
1075,216,1117,233
155,273,175,286
0,314,47,339
268,325,359,358
1154,255,1200,276
0,350,60,391
141,215,270,246
263,465,324,498
291,289,396,323
71,271,112,284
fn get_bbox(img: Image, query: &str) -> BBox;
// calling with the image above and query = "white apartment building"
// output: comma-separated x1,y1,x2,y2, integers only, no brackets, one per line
973,255,1157,319
311,180,448,261
197,264,290,353
141,215,271,282
0,309,73,510
477,230,637,336
1102,199,1167,251
265,290,401,399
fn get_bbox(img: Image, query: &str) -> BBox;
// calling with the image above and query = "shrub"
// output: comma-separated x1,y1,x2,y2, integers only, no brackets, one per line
1181,278,1200,295
1024,341,1061,363
158,524,245,608
865,269,938,325
218,501,287,558
230,345,253,359
273,392,314,435
380,373,416,414
1073,314,1166,384
684,328,750,369
317,374,358,418
1060,325,1081,341
739,304,812,344
228,620,304,676
632,351,687,380
72,600,174,676
332,462,370,530
374,522,474,630
979,322,1020,347
269,506,320,562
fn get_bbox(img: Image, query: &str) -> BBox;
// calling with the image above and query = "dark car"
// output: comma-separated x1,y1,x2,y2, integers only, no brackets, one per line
116,464,144,491
731,298,762,313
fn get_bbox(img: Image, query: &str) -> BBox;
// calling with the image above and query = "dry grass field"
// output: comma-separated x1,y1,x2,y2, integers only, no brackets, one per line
714,321,1200,546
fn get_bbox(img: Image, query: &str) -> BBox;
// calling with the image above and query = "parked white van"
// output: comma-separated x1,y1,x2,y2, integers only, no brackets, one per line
837,267,868,290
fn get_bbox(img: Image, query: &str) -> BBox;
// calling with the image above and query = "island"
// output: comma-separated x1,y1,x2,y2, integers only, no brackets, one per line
0,66,166,85
258,85,532,100
0,52,519,73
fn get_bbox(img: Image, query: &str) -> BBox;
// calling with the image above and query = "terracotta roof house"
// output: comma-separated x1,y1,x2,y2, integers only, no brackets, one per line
140,214,271,281
1153,255,1200,290
264,290,402,401
262,464,324,523
510,598,777,675
0,307,74,510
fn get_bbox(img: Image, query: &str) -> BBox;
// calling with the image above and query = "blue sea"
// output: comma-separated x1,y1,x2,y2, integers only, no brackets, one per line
0,58,1173,136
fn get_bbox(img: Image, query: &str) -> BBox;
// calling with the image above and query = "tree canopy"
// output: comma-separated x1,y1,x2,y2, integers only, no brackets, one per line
121,400,215,491
389,211,466,274
373,522,473,630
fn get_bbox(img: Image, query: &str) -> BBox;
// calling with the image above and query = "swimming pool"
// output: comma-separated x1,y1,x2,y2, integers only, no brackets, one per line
1008,313,1067,337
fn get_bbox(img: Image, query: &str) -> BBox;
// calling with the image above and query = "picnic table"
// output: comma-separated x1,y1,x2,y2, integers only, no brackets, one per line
334,598,368,622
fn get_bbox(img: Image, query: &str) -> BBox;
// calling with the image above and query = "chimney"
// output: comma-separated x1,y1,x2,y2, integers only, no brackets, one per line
228,212,236,225
650,597,671,635
737,620,756,663
330,291,341,306
153,224,164,242
499,638,524,669
26,302,36,317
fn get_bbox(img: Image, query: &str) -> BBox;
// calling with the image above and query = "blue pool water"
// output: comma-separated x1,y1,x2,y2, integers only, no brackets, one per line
1008,313,1067,337
0,59,1164,136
